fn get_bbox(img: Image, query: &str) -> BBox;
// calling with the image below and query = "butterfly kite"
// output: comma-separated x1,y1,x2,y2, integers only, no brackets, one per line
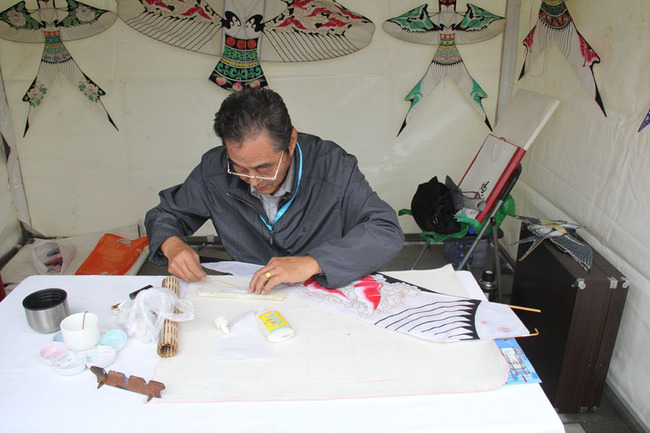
116,0,375,91
519,0,605,116
382,0,505,135
513,215,593,271
0,0,118,135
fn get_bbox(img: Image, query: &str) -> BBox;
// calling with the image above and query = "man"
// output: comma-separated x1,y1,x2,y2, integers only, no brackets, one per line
145,88,404,294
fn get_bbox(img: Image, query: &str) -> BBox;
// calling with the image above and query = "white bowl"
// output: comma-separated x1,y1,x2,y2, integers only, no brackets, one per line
60,312,100,352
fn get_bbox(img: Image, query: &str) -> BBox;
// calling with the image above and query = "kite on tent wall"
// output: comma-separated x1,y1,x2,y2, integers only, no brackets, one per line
0,0,118,136
116,0,375,92
639,109,650,133
382,0,505,136
519,0,606,116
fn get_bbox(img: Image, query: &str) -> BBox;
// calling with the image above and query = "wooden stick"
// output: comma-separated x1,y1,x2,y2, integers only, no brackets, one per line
509,304,541,313
205,276,241,288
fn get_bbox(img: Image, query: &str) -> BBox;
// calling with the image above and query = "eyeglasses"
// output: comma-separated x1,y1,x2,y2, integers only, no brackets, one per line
227,150,284,180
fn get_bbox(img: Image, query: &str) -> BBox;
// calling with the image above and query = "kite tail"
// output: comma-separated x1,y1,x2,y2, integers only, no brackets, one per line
484,116,492,131
519,27,536,80
396,78,426,136
396,96,420,136
397,119,408,136
638,110,650,133
105,108,119,131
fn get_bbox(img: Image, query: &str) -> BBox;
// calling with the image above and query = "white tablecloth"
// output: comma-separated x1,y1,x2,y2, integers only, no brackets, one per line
0,274,564,433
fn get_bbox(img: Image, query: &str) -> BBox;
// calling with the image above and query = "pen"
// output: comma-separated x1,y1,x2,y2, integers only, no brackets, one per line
129,284,153,300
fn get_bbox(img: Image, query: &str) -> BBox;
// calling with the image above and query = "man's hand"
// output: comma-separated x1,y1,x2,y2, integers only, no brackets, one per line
249,256,322,294
160,236,206,282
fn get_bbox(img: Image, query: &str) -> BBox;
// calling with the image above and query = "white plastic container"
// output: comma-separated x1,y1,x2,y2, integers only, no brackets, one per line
257,310,294,343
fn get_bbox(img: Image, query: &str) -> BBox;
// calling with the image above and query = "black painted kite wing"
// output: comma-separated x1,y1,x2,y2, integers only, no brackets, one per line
260,0,374,62
0,0,116,43
0,1,45,43
451,3,504,45
57,0,117,42
550,234,593,271
382,3,503,46
117,0,225,56
516,215,544,226
381,3,445,46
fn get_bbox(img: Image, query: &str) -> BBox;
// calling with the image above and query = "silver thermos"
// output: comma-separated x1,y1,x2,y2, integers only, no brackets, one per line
479,269,497,302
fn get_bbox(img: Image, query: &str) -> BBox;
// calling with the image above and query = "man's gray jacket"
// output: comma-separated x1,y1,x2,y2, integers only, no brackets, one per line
145,132,404,288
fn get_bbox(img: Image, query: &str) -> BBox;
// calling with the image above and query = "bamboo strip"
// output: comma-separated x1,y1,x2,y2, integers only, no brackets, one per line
158,276,180,358
508,304,542,313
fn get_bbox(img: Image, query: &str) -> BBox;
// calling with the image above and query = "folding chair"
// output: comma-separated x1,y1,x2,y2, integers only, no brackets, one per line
405,165,522,303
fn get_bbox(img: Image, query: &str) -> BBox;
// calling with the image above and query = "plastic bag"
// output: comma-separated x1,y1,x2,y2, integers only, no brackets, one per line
116,287,195,343
30,240,77,275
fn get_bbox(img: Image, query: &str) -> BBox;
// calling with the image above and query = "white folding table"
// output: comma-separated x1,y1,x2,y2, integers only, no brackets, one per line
0,273,564,433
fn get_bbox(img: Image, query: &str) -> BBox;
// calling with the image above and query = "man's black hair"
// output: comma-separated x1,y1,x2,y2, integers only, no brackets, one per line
214,87,293,151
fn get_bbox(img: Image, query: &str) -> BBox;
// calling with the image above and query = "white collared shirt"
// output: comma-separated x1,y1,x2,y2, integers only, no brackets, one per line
250,156,295,225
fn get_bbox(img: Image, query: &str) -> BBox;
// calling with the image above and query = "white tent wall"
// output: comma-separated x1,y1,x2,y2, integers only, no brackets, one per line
510,0,650,428
0,140,22,261
0,66,23,262
0,0,649,428
0,0,502,238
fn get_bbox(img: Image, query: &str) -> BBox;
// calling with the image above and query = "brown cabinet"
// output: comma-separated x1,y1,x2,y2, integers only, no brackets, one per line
510,230,629,413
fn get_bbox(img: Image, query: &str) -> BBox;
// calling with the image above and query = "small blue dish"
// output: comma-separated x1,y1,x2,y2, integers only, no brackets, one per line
98,329,127,351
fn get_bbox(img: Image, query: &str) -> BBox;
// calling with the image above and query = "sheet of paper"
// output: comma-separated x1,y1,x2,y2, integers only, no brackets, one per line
216,312,272,361
194,276,286,301
202,261,262,278
152,268,510,403
492,89,560,150
459,135,519,204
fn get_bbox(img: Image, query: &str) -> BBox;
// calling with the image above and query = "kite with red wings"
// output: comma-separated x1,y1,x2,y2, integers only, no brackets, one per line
117,0,375,91
519,0,606,116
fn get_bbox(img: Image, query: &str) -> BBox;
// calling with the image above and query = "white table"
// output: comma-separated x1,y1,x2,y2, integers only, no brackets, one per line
0,274,564,433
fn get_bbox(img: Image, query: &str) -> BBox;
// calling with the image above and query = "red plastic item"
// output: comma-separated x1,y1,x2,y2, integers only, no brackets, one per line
75,234,148,275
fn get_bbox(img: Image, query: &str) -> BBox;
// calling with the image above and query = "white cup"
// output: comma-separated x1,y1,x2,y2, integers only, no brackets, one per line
60,312,100,351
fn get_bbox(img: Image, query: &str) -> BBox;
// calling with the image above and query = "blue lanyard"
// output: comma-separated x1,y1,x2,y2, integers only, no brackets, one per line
260,142,303,231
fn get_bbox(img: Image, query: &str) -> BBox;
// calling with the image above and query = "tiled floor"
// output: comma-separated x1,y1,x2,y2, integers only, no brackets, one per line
138,236,644,433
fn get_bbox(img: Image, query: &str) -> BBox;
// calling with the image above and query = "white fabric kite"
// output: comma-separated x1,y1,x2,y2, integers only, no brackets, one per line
289,264,530,342
519,0,606,116
382,1,505,135
0,0,118,135
117,0,374,91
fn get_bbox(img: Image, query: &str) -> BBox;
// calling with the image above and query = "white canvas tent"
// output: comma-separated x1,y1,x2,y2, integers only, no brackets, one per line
0,65,23,265
1,0,649,428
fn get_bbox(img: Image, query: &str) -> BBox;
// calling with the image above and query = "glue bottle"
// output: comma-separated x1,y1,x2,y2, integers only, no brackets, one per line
257,310,294,342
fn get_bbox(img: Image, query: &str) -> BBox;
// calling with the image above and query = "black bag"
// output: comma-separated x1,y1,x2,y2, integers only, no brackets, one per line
411,176,461,234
